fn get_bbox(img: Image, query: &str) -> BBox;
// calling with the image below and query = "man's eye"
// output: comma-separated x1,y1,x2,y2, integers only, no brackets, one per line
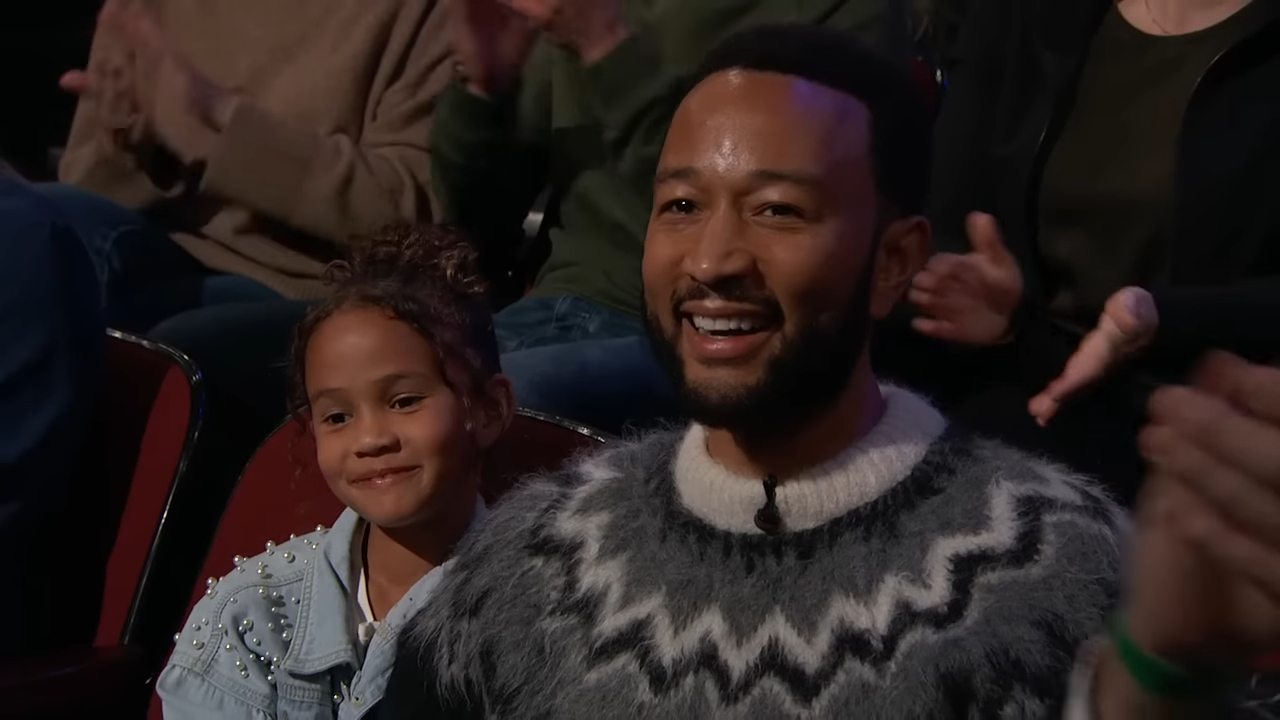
761,204,803,218
660,199,697,215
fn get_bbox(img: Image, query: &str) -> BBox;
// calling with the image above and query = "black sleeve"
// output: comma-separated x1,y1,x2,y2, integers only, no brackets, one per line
1149,279,1280,366
1004,276,1280,395
377,635,484,720
927,0,1011,254
872,298,1078,404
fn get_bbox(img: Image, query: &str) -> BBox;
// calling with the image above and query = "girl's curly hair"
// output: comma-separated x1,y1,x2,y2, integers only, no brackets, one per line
288,225,500,420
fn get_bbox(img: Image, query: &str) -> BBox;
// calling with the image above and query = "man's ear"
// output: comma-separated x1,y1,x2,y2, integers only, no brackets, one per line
474,374,516,451
869,215,931,319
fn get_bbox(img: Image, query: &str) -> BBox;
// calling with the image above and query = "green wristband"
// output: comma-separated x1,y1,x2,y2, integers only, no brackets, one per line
1108,615,1199,697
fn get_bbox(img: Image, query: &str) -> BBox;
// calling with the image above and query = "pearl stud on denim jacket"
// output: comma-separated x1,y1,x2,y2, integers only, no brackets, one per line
157,500,486,720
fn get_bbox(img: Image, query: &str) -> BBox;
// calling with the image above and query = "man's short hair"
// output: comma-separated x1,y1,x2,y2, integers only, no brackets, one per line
691,24,931,217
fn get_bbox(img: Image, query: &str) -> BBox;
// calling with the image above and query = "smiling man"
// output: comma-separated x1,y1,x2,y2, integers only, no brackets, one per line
379,24,1127,718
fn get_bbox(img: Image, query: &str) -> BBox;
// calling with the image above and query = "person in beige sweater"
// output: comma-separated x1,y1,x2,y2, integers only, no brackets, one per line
36,0,450,332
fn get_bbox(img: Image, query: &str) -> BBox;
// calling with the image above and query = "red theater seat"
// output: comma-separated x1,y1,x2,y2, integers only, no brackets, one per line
0,330,203,719
148,409,606,718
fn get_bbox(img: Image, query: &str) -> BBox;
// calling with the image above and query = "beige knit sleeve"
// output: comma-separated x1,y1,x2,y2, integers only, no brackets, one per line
199,0,453,243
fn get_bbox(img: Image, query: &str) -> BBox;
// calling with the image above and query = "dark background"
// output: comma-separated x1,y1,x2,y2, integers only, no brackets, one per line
0,1,102,179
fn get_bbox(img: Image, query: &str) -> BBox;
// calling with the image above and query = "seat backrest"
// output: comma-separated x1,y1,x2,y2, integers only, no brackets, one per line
482,409,609,502
81,331,203,649
180,418,345,617
150,409,606,719
179,409,608,613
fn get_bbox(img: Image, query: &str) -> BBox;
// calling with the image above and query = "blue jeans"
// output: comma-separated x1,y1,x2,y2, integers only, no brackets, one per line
143,294,679,440
496,295,677,435
0,176,104,656
495,294,646,352
150,301,310,425
34,183,282,334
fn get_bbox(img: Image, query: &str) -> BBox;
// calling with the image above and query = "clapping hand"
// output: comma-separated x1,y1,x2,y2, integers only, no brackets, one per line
1093,354,1280,717
59,0,141,141
60,0,236,164
452,0,539,98
909,212,1024,346
1120,354,1280,675
452,0,629,100
1029,286,1157,426
504,0,628,63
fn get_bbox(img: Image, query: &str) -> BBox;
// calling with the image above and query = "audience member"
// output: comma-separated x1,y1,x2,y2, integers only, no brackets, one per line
28,0,454,517
434,0,912,433
1071,352,1280,717
158,226,511,718
885,0,1280,502
48,0,450,333
0,174,104,658
377,25,1126,717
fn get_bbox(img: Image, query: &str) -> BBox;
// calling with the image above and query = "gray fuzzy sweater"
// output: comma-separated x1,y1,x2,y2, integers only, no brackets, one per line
381,388,1126,719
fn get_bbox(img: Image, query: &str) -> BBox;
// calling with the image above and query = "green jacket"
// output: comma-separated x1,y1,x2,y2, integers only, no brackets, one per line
430,0,908,319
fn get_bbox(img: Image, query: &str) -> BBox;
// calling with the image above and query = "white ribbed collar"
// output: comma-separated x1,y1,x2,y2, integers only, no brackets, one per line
673,385,947,534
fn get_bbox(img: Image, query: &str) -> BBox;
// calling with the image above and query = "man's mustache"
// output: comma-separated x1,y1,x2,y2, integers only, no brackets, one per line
669,282,783,320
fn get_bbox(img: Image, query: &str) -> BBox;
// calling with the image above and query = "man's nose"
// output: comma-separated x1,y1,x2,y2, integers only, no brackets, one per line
683,209,755,285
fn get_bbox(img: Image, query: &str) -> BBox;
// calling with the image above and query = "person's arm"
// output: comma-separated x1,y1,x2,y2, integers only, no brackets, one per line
1093,644,1211,719
198,0,452,241
1147,278,1280,366
1021,275,1280,425
429,42,554,245
1062,639,1209,720
575,25,686,196
155,665,274,720
156,595,278,720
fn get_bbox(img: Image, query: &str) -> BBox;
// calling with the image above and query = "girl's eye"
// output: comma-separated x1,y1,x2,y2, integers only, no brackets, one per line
321,412,350,427
390,395,425,410
660,198,697,215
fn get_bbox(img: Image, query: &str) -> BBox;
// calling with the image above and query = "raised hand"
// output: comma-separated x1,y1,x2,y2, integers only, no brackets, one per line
59,1,235,163
452,0,539,98
506,0,628,63
115,4,237,163
59,0,142,139
1093,354,1280,718
1138,353,1280,657
908,212,1023,346
1029,286,1157,426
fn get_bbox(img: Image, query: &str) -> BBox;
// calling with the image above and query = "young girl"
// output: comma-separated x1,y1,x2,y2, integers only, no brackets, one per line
157,225,514,719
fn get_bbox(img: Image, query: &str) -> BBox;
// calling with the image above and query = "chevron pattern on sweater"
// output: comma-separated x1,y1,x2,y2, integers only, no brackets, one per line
524,460,1115,710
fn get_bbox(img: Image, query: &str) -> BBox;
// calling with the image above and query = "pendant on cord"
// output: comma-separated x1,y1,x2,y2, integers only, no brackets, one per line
754,475,782,536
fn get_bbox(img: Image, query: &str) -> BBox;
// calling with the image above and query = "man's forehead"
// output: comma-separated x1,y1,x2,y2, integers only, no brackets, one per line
664,69,872,172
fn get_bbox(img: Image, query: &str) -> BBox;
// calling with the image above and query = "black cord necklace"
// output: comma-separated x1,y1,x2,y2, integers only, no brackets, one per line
754,475,783,536
360,522,378,621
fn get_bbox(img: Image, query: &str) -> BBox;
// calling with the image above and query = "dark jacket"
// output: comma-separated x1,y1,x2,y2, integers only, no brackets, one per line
874,0,1280,503
931,0,1280,387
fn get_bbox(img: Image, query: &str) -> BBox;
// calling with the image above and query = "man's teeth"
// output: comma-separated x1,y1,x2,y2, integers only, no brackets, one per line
690,315,764,333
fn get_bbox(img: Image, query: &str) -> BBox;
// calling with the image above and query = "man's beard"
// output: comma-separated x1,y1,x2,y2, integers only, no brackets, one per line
645,261,876,446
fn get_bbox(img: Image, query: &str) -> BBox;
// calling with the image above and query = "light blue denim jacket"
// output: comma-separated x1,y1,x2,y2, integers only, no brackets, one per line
157,503,482,719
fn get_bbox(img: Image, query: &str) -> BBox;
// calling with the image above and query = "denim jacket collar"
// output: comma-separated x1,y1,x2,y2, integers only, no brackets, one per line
280,499,488,675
